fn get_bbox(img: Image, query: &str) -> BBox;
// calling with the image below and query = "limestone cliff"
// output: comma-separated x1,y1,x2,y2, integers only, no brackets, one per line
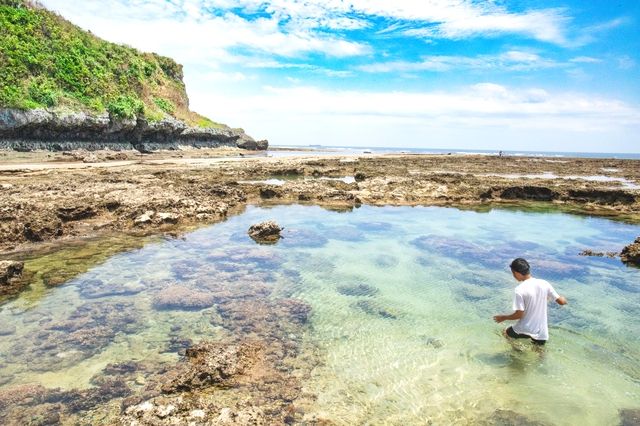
0,0,266,151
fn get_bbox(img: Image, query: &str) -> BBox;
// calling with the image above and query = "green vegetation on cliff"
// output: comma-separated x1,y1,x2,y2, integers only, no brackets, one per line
0,0,221,126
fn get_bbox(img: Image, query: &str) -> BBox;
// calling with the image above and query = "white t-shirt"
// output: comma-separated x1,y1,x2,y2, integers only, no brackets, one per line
512,277,560,341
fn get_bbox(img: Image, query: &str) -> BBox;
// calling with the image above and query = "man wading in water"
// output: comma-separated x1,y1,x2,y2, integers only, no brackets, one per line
493,258,568,346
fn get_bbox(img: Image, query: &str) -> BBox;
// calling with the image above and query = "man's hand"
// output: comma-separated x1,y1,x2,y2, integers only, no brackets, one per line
556,296,568,305
493,311,524,323
493,315,506,323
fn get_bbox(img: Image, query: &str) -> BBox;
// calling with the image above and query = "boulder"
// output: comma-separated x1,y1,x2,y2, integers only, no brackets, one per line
621,237,640,266
248,220,283,244
0,260,23,285
157,212,180,224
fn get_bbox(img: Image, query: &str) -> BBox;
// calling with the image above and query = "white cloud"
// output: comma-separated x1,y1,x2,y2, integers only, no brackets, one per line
358,50,562,73
569,56,602,64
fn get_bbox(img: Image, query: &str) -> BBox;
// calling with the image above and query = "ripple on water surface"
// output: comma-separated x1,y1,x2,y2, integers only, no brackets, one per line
0,204,639,425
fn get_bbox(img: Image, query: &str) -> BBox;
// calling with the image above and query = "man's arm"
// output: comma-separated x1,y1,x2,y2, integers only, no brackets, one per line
493,310,524,323
555,296,568,305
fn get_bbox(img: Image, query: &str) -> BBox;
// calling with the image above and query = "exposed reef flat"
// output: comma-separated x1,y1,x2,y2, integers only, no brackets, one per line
1,149,639,256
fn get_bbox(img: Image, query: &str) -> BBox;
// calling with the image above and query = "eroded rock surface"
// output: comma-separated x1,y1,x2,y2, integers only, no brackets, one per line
621,237,640,266
248,220,283,244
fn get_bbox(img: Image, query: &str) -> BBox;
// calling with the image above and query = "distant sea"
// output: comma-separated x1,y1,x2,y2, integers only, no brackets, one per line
268,145,640,160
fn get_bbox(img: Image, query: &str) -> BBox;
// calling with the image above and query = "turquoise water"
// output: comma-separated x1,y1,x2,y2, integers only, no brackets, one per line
0,205,639,424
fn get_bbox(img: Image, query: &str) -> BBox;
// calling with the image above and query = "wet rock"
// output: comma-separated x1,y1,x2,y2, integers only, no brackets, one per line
260,188,280,199
337,283,379,297
579,249,618,258
248,220,283,244
354,172,366,182
621,237,640,267
79,277,145,298
23,216,63,242
134,210,155,225
620,409,640,426
500,186,557,201
353,300,398,319
152,285,216,310
163,336,193,355
567,189,635,205
7,301,141,371
161,341,261,393
0,260,23,285
56,205,96,222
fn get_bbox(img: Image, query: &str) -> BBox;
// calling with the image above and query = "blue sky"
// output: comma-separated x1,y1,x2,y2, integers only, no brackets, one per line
40,0,640,152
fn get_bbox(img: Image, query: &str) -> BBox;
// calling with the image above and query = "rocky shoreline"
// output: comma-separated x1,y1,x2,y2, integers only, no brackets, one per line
0,149,639,424
0,108,268,152
1,150,639,257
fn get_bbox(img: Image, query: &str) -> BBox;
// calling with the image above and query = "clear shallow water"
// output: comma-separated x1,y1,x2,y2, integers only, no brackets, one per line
1,205,639,424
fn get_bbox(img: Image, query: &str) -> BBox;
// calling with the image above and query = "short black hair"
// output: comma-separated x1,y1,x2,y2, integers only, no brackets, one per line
510,258,530,275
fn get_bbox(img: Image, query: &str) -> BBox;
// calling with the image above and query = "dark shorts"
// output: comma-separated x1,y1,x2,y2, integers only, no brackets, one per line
506,326,546,345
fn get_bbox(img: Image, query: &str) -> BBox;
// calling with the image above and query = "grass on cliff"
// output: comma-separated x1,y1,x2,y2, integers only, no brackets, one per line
0,0,224,127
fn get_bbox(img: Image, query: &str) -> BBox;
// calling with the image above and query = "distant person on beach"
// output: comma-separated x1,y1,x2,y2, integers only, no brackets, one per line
493,258,567,345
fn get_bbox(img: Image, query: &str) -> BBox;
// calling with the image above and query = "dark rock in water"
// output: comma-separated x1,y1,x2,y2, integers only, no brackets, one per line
621,237,640,267
0,260,30,297
579,249,618,258
337,283,379,297
620,409,640,426
0,260,24,285
374,254,399,268
79,277,145,299
353,300,398,319
161,341,261,393
481,409,548,426
457,285,492,302
152,285,216,310
280,228,328,248
163,336,193,355
248,220,283,244
411,234,585,278
608,276,640,293
422,336,444,349
7,301,141,371
355,221,393,232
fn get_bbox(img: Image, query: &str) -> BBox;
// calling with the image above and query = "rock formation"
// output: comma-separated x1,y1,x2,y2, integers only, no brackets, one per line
621,237,640,266
248,220,283,244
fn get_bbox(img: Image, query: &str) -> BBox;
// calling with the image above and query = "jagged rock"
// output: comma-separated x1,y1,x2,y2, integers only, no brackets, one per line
0,107,267,151
621,237,640,266
0,260,23,285
56,205,96,222
352,300,398,319
161,341,261,393
248,220,283,244
23,216,63,242
135,210,155,225
152,285,216,310
157,212,180,224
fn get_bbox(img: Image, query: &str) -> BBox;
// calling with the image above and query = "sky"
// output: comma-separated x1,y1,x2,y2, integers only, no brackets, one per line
39,0,640,152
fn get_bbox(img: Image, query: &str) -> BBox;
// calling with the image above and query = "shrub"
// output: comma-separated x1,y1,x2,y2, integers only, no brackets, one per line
27,77,59,107
107,95,143,119
153,97,175,114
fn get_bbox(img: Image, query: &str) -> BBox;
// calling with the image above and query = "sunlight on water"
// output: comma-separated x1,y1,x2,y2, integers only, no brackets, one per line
0,205,638,425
